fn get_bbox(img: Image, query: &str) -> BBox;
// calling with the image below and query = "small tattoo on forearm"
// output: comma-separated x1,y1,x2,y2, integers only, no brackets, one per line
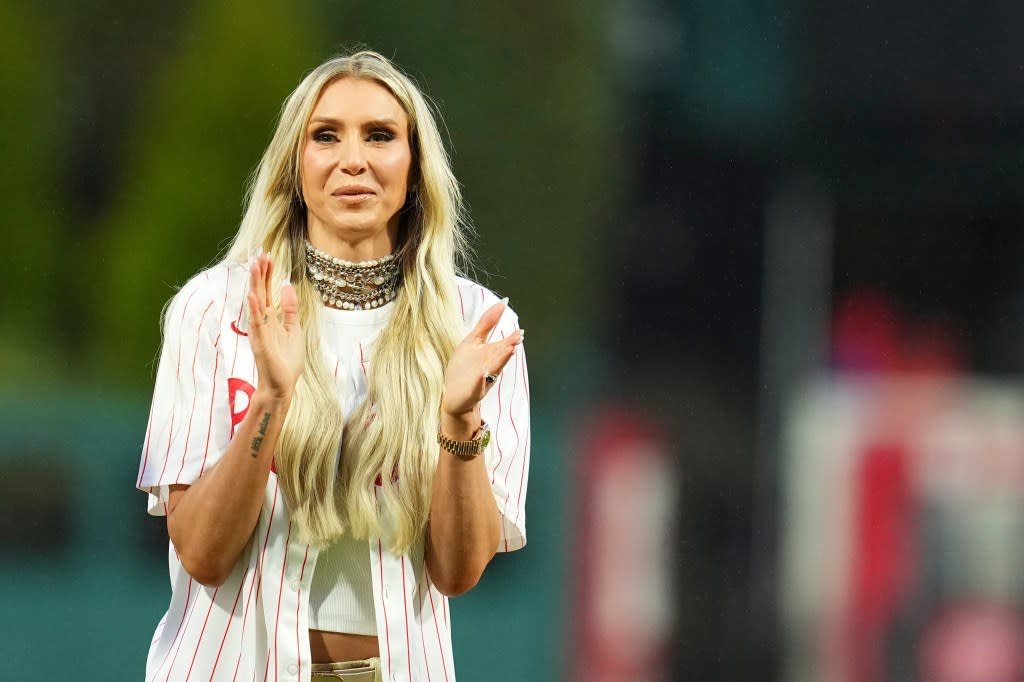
250,411,271,458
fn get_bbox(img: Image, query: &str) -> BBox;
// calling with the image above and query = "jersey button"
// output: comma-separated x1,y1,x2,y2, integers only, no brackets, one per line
286,663,298,675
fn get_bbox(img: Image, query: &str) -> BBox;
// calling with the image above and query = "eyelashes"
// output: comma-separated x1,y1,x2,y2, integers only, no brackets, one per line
367,129,395,142
312,129,337,143
311,127,397,144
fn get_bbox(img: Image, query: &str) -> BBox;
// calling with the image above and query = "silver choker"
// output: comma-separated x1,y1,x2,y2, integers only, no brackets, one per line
305,240,402,311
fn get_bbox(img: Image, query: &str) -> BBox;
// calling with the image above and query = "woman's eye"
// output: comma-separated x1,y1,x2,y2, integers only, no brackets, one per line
313,130,337,143
367,129,395,143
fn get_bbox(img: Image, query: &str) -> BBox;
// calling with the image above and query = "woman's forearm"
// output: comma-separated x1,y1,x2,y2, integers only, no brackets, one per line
166,389,292,586
425,411,502,597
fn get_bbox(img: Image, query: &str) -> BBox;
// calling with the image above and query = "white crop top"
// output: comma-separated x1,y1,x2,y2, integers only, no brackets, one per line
307,302,393,635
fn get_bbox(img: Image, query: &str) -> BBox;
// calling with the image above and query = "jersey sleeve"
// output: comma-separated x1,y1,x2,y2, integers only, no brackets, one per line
136,274,233,516
479,303,531,553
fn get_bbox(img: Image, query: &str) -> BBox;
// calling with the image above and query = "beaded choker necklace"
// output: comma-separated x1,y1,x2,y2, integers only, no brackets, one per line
305,240,402,311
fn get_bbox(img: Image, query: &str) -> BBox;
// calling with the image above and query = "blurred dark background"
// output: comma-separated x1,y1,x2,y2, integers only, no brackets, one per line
4,1,1024,680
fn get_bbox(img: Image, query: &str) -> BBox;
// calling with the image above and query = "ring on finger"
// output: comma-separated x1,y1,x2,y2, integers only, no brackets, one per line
484,372,499,385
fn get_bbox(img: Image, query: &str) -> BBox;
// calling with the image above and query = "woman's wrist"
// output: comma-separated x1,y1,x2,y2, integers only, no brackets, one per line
252,387,294,412
440,405,481,440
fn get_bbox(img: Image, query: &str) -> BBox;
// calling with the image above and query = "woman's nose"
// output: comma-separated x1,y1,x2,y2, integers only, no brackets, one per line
337,135,366,175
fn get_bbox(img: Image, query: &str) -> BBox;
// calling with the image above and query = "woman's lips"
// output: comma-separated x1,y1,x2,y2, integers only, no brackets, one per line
334,192,373,204
332,187,375,204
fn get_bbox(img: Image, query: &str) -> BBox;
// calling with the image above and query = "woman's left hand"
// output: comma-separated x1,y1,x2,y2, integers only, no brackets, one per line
441,300,524,420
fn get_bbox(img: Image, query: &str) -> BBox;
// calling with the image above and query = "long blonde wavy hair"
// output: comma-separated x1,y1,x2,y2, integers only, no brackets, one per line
223,51,471,552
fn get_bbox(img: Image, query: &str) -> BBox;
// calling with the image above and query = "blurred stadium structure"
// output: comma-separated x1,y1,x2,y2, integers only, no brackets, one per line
5,0,1024,680
781,375,1024,682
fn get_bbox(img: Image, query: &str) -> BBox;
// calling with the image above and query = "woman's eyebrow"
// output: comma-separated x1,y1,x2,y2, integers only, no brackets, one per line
308,117,401,128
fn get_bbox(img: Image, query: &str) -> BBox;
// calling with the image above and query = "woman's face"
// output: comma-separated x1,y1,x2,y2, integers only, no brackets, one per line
301,77,414,260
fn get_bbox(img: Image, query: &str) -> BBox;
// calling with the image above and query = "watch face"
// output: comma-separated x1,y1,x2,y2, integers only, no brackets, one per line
481,428,492,450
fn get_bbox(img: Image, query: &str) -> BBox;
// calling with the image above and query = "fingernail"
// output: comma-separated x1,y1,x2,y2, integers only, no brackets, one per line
500,296,509,305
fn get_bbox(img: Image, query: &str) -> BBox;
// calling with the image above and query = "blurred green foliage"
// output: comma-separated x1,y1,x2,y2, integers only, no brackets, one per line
0,3,62,384
10,0,618,390
90,0,330,384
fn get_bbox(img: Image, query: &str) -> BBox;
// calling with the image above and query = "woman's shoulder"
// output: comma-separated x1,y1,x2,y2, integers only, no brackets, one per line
166,260,251,324
174,260,249,299
453,275,520,328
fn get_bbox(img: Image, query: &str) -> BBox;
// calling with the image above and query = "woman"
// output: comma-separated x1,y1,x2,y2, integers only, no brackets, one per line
136,50,530,682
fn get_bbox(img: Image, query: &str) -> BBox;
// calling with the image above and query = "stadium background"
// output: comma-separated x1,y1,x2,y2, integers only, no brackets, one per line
4,1,1024,680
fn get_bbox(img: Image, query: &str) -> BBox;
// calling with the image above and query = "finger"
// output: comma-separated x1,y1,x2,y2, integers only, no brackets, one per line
247,292,266,331
467,299,507,343
483,328,524,353
482,331,523,382
262,255,274,309
482,352,513,387
251,255,268,309
248,264,266,322
249,256,261,303
280,281,300,332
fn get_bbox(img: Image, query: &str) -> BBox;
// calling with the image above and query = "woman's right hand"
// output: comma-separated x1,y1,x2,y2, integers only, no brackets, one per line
247,253,304,400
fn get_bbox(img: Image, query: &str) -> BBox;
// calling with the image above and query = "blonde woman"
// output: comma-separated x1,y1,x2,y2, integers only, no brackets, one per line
136,51,530,682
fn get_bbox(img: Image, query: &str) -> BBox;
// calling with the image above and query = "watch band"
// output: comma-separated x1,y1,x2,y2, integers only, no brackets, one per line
437,420,490,459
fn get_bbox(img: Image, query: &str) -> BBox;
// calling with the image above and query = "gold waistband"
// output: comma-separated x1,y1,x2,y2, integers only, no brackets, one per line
310,657,380,681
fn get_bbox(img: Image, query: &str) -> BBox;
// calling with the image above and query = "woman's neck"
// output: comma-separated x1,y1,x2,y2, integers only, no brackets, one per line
306,223,399,263
304,240,402,312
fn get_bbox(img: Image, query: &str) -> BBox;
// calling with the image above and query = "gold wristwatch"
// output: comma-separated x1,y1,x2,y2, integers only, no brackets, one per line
437,420,491,459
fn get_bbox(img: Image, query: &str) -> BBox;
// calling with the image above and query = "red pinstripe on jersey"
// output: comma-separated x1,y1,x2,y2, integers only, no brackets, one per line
265,521,294,682
512,342,530,537
229,290,247,376
400,556,413,681
378,537,393,679
155,577,194,678
417,582,435,682
207,569,247,681
425,572,451,682
498,349,524,551
231,481,280,682
163,578,199,681
294,546,310,682
139,404,156,488
196,345,220,477
174,299,216,482
183,585,221,682
489,331,507,485
500,348,523,484
152,286,200,486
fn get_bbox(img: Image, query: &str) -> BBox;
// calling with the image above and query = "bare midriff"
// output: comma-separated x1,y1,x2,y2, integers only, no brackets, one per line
309,630,380,663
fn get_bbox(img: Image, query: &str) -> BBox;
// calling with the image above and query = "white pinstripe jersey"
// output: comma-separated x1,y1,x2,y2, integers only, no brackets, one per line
136,261,530,682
